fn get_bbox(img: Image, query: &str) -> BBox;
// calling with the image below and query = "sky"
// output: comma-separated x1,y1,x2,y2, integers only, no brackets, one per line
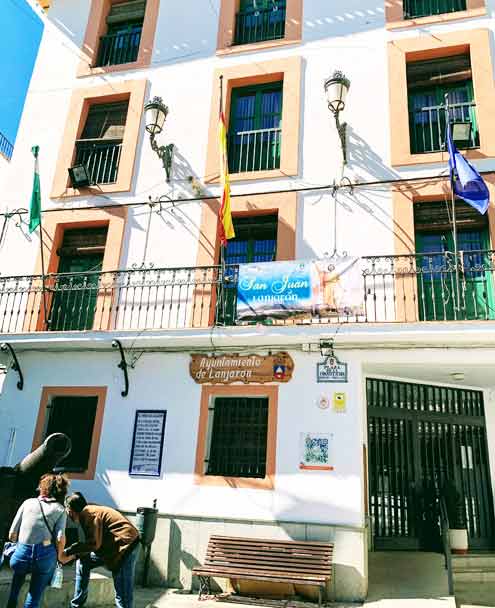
0,0,44,144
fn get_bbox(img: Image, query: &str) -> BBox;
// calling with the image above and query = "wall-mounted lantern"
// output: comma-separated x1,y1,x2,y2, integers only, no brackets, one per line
324,70,350,165
144,96,175,182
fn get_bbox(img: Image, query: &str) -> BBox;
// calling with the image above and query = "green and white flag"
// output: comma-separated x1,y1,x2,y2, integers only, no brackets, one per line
29,145,41,233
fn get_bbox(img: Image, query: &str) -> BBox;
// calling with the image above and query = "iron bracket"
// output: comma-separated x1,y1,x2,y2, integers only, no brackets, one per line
1,342,24,390
335,112,348,165
112,340,129,397
319,338,335,359
150,134,175,182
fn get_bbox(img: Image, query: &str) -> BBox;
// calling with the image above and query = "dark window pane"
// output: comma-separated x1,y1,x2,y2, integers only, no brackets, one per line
45,396,99,472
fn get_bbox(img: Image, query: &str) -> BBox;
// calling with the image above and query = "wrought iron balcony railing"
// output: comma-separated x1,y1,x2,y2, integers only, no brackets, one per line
0,251,494,335
0,131,13,161
409,101,478,154
228,127,281,173
404,0,466,19
234,2,286,45
74,139,123,185
95,28,142,67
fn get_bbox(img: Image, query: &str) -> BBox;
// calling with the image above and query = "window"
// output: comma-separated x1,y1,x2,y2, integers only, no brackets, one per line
217,214,278,325
95,1,146,67
74,101,128,186
44,395,99,473
34,387,107,480
408,55,478,154
206,396,269,478
49,227,108,331
414,201,494,320
404,0,466,19
234,0,286,46
228,83,283,173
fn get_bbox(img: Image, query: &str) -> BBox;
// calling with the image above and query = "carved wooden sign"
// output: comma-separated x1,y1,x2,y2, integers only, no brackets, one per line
190,352,294,384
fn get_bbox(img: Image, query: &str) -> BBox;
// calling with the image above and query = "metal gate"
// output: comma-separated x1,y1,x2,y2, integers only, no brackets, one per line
367,378,495,551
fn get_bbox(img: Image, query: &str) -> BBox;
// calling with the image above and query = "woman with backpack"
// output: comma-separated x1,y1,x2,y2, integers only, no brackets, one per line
6,473,70,608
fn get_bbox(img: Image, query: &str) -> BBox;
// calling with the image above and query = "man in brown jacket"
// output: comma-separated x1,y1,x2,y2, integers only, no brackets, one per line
64,492,140,608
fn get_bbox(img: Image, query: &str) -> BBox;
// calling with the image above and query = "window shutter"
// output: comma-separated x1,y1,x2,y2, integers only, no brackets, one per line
414,201,488,232
57,227,109,257
107,0,146,25
81,102,129,140
407,55,472,89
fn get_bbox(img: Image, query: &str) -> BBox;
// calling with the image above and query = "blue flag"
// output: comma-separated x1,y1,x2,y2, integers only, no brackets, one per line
446,125,489,214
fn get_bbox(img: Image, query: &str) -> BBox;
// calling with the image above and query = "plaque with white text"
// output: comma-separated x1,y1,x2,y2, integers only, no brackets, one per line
129,410,166,477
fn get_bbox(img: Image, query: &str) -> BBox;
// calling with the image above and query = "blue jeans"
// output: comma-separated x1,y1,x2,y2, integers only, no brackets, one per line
7,543,57,608
71,544,139,608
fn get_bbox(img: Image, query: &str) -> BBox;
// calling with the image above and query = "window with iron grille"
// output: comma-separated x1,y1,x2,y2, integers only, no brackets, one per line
205,397,269,478
403,0,466,20
44,396,99,472
95,0,146,67
228,82,283,173
74,101,128,185
407,54,478,154
234,0,286,46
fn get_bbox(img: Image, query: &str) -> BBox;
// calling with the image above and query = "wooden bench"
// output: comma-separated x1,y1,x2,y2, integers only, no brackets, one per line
192,535,334,606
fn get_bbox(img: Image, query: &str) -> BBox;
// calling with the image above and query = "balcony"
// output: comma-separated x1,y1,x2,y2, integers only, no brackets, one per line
228,127,281,173
0,252,494,335
409,101,478,154
74,139,123,185
234,2,286,46
95,28,142,67
0,131,13,161
404,0,466,19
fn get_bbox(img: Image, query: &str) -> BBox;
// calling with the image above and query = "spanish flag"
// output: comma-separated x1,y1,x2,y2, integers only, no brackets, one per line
218,110,235,246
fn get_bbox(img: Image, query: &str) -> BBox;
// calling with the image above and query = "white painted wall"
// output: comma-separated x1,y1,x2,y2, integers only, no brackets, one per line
0,348,364,526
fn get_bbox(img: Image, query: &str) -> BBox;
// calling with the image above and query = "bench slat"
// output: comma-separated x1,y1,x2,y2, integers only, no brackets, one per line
205,554,331,571
193,567,327,584
210,535,332,548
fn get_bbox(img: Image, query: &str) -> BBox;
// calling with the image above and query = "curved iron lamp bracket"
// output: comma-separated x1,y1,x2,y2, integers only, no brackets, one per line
150,134,175,182
1,342,24,390
334,112,347,165
112,340,129,397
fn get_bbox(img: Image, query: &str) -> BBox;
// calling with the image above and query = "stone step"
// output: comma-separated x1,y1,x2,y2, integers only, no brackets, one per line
452,553,495,570
0,565,114,608
453,568,495,584
454,581,495,608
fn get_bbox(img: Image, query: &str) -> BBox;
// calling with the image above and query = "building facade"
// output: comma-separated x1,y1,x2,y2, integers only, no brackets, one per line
1,0,495,601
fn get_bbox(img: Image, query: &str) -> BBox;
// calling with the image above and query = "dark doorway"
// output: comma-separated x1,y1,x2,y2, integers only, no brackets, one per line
367,378,495,551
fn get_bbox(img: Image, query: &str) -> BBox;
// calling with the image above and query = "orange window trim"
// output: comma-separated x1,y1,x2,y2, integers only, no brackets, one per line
77,0,160,77
193,192,297,328
388,29,495,167
205,56,302,184
194,385,278,490
51,79,147,199
391,174,495,320
216,0,303,55
25,207,127,332
385,0,485,29
33,386,108,481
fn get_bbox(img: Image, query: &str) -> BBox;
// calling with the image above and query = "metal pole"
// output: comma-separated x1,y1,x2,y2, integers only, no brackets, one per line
445,93,461,316
219,75,227,320
35,165,49,330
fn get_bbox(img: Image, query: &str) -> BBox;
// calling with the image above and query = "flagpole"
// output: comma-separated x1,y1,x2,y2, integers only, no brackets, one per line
219,75,226,319
445,93,461,316
38,207,49,330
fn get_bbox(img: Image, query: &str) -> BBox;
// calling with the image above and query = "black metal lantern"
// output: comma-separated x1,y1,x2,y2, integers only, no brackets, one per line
144,96,174,181
451,121,472,147
324,70,350,115
144,96,169,136
68,163,91,188
324,70,351,165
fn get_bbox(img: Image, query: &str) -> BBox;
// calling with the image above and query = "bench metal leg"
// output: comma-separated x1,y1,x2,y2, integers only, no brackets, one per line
198,576,211,599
